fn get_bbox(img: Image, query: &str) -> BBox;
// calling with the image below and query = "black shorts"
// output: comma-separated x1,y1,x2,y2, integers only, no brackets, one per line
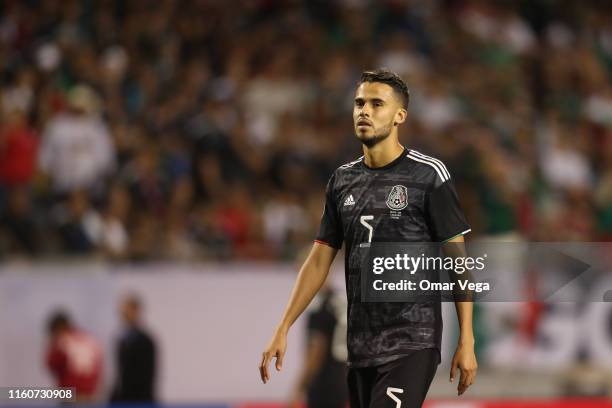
347,348,439,408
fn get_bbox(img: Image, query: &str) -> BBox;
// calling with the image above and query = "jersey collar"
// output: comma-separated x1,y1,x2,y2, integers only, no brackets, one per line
361,147,408,172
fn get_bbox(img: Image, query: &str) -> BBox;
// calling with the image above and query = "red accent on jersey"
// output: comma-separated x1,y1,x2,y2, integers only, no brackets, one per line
314,239,335,248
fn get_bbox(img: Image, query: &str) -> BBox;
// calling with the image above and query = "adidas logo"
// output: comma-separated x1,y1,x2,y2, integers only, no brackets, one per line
344,194,355,206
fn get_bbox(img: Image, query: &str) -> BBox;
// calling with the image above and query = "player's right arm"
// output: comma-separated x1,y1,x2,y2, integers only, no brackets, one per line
259,242,338,384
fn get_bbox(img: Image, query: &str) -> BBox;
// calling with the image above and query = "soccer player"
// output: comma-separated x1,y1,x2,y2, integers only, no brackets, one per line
259,68,477,407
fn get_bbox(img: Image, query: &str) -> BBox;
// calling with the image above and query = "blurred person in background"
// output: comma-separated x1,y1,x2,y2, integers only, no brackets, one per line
38,84,115,195
82,183,131,259
45,310,103,402
0,186,39,255
288,283,348,408
0,108,38,188
53,190,97,254
111,294,157,403
0,108,39,255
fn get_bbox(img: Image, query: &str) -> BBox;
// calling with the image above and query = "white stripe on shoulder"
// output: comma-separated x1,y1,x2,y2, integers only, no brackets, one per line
339,156,364,169
409,150,450,180
407,153,448,182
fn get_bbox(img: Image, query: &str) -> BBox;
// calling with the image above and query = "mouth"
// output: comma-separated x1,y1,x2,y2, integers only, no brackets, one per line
357,120,372,127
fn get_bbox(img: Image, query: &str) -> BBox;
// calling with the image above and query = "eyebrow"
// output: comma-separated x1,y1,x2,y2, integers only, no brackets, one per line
354,97,385,103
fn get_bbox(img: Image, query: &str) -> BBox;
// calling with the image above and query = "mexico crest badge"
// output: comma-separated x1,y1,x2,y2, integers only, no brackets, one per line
386,185,408,211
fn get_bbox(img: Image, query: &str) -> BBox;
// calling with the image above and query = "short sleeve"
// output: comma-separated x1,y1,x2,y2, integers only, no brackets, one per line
315,173,343,249
426,179,471,242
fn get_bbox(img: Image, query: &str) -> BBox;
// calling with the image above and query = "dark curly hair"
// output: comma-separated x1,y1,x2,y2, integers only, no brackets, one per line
47,310,71,334
359,68,410,108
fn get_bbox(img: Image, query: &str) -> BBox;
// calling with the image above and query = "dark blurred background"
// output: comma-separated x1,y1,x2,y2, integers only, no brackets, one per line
1,0,611,262
1,0,612,406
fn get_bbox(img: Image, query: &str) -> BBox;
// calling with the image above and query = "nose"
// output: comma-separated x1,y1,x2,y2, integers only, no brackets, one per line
359,104,371,117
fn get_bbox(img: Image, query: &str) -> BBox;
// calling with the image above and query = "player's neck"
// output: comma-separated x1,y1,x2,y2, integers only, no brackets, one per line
363,138,405,169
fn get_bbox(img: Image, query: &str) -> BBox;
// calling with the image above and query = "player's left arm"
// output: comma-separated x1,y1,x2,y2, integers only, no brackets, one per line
444,235,478,396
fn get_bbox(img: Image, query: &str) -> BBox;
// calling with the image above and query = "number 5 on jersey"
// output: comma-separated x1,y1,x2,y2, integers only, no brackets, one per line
386,387,404,407
360,215,374,246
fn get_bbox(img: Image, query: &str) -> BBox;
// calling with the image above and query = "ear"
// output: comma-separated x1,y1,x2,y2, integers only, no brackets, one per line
393,108,407,126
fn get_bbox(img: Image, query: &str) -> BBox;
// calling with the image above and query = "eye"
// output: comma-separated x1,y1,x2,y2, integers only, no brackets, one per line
355,100,364,107
373,101,383,107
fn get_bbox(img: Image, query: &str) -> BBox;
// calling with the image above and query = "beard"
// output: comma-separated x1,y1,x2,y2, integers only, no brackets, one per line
356,121,393,148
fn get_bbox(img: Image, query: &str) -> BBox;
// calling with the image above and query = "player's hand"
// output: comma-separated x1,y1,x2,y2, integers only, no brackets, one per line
450,342,477,396
259,328,287,384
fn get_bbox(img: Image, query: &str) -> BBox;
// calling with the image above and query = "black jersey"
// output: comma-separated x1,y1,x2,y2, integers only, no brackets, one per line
315,147,470,368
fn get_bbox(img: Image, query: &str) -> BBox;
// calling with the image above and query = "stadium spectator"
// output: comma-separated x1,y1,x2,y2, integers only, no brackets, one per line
82,184,130,258
0,187,39,254
0,109,38,187
38,85,115,194
54,190,98,254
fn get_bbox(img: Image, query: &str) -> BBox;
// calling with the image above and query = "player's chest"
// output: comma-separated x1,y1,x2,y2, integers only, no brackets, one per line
336,173,427,223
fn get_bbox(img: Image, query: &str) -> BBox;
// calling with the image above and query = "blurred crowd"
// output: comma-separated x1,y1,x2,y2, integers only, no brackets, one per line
1,0,611,261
